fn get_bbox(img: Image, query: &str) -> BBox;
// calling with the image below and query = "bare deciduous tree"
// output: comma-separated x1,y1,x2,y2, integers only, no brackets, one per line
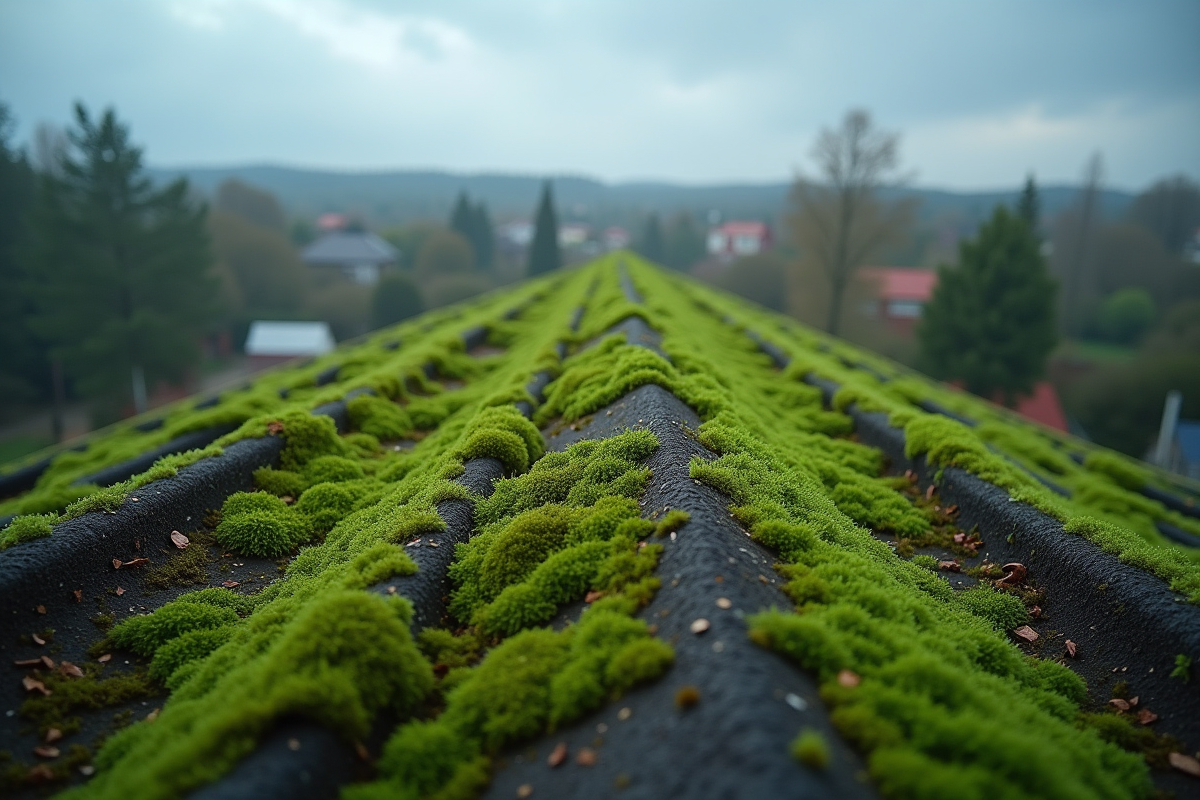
786,110,913,336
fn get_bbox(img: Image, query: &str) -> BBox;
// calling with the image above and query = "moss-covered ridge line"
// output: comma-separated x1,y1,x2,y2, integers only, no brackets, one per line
600,258,1164,797
473,381,880,800
0,280,549,526
45,274,589,799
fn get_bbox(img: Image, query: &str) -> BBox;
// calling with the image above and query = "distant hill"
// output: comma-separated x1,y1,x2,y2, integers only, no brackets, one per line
147,164,1135,233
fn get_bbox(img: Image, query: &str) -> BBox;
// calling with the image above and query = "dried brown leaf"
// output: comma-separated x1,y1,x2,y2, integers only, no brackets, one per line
1065,640,1077,658
35,604,46,614
59,661,84,678
170,531,190,549
575,747,597,767
22,676,50,695
114,587,125,596
31,633,45,645
1108,698,1131,711
14,658,41,666
122,557,149,569
1169,752,1200,777
45,728,63,744
98,654,112,663
72,589,82,603
1013,626,1039,643
938,560,960,572
584,590,604,603
267,421,285,435
222,580,240,588
1137,709,1158,725
33,746,60,759
547,742,568,768
40,656,55,669
112,559,123,570
690,618,710,634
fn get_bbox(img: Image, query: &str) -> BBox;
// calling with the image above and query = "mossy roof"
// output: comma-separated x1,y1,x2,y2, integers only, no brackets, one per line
1,254,1198,800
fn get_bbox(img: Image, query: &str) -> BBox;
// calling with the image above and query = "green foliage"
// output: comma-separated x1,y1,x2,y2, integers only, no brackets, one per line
110,602,239,657
1171,654,1192,683
23,103,218,404
1093,288,1155,346
449,191,494,270
918,205,1057,403
791,728,830,769
527,181,561,275
372,272,425,328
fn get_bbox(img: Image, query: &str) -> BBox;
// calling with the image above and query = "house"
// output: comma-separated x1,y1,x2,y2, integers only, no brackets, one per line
244,321,335,371
558,223,591,248
602,227,631,251
860,267,938,333
707,221,772,260
301,230,398,286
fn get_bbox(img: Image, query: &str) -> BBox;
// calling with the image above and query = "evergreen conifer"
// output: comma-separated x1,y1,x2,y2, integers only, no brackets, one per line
917,205,1057,405
637,213,665,263
25,104,217,413
527,182,561,275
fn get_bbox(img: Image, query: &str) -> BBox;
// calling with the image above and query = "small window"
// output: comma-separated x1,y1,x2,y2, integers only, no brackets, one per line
887,300,923,319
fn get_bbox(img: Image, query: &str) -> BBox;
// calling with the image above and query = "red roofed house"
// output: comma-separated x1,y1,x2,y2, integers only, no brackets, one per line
707,221,772,261
860,267,939,334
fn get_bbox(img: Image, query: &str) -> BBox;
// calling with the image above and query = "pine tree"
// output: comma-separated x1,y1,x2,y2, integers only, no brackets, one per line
25,104,217,414
449,191,474,254
470,201,494,270
917,205,1057,405
1017,174,1039,229
527,181,561,275
0,102,43,408
637,213,665,263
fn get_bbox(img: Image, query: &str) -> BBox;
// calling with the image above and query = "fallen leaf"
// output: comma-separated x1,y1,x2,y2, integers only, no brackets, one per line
690,618,710,634
60,661,84,678
45,728,63,744
170,531,189,549
40,656,55,669
617,707,632,721
517,785,533,799
945,504,959,515
72,589,82,603
575,747,597,767
27,763,55,781
281,495,295,505
1065,640,1077,658
36,605,46,615
98,654,112,663
1128,696,1139,707
837,669,861,688
386,586,396,595
31,633,45,645
222,581,240,588
1169,752,1200,777
267,421,285,435
938,560,960,572
1029,605,1043,618
79,765,95,777
1108,698,1131,711
33,746,60,759
112,559,123,570
997,562,1027,587
22,677,50,695
122,558,149,569
14,658,41,666
1137,709,1158,725
547,742,568,767
114,587,125,596
716,597,732,609
925,485,936,500
1013,626,1039,643
146,707,159,721
287,738,301,751
584,590,604,604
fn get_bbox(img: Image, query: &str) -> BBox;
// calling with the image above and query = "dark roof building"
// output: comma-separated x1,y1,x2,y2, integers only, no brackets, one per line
301,231,398,286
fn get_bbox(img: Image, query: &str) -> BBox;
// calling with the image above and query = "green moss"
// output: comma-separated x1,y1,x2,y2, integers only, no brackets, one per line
952,584,1029,631
1172,653,1192,682
252,466,305,498
348,394,413,439
19,669,157,739
0,512,57,548
654,508,690,537
791,728,830,769
214,491,311,557
110,602,240,657
144,531,213,591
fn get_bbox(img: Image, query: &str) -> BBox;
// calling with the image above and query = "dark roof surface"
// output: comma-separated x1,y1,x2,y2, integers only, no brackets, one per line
300,231,397,265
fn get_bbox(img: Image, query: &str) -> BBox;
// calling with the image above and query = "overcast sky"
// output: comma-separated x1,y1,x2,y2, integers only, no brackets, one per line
1,0,1197,190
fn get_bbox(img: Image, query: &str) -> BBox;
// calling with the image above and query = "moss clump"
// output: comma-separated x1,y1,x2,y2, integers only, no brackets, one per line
20,669,157,739
110,602,240,657
654,509,690,537
214,492,311,557
253,466,305,498
144,531,213,591
303,455,365,485
953,584,1029,631
790,728,829,769
0,512,56,548
348,394,413,440
347,608,671,800
78,591,433,800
